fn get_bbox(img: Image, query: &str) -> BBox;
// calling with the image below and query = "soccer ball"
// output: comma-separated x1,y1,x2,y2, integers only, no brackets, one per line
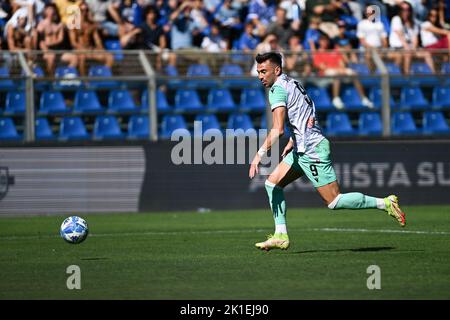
60,216,89,244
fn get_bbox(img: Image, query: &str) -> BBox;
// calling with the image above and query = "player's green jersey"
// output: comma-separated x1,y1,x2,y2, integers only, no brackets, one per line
268,74,325,156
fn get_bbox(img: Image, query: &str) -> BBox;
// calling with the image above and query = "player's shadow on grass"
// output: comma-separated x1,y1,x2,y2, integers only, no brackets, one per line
292,246,396,254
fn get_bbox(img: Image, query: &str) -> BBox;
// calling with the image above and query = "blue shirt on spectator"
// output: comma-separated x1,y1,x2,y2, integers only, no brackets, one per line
247,0,276,26
303,28,321,50
237,31,259,50
171,16,195,49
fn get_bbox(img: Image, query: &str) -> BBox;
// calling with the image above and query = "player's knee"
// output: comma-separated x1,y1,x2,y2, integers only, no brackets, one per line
327,194,342,210
265,179,280,192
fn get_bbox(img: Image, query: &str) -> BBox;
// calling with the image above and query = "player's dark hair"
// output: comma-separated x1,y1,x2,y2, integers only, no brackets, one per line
255,52,282,69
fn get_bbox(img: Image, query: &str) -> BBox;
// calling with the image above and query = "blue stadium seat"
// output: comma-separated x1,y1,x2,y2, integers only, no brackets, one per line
432,86,450,110
391,112,420,135
219,64,258,88
32,66,47,90
441,62,450,74
348,63,378,87
0,117,21,140
74,90,104,113
54,66,81,89
194,114,222,137
128,115,149,139
141,89,172,113
380,63,407,87
239,88,266,112
174,89,204,113
59,116,90,140
306,86,334,111
104,39,124,61
409,62,439,86
88,65,118,89
399,86,429,111
422,111,450,135
107,89,138,113
164,65,183,89
340,86,365,110
326,112,356,136
39,91,69,114
369,87,397,110
206,88,236,113
160,114,189,139
4,91,25,115
186,64,217,89
358,112,382,136
93,115,124,140
35,117,55,140
227,113,256,135
0,67,16,90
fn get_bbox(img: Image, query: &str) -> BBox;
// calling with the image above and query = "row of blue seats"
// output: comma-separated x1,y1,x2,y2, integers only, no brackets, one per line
350,62,450,87
310,85,450,111
0,65,120,90
0,88,267,115
0,115,146,141
327,111,450,136
1,111,449,141
2,85,450,116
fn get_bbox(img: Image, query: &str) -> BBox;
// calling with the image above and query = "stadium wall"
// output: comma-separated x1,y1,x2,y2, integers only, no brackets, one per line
0,140,449,215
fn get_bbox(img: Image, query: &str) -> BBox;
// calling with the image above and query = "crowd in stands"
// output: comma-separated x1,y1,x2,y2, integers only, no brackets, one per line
0,0,449,78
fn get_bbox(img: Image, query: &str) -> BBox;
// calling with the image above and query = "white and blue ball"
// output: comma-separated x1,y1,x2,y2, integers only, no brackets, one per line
60,216,89,244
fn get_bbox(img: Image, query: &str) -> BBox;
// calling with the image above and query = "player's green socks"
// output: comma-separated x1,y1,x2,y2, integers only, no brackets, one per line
265,180,287,233
329,192,385,210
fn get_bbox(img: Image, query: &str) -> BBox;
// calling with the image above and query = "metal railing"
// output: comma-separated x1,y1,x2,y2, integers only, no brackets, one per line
0,49,449,143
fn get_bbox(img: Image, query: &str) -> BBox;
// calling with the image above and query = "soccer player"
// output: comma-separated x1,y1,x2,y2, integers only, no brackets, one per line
249,52,406,251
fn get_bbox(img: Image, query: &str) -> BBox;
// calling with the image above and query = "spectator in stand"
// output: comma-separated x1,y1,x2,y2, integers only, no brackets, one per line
168,0,196,49
12,0,45,21
214,0,241,49
304,0,343,39
118,10,142,49
68,1,113,75
237,20,259,52
246,0,277,37
279,0,303,33
284,33,312,77
204,0,222,16
420,7,450,51
138,5,166,51
201,21,228,52
312,33,374,110
357,4,388,71
190,0,210,47
389,1,436,74
37,3,77,75
303,15,322,51
251,33,284,76
333,20,358,63
109,0,136,27
6,7,36,53
53,0,82,26
266,6,293,49
85,0,119,37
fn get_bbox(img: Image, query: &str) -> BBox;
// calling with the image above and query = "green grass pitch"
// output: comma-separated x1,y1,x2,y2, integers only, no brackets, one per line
1,205,450,300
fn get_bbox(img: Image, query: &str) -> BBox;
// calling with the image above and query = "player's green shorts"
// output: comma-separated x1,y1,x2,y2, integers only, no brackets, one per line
282,138,337,188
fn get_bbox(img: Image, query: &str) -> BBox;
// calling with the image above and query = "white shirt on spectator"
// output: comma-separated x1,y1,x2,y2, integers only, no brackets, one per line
357,19,387,48
420,21,439,47
389,15,419,48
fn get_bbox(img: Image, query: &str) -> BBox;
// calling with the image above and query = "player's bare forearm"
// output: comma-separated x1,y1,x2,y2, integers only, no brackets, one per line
249,107,286,178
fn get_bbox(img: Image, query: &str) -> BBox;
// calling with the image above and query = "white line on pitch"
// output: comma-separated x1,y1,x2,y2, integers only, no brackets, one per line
310,228,450,235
